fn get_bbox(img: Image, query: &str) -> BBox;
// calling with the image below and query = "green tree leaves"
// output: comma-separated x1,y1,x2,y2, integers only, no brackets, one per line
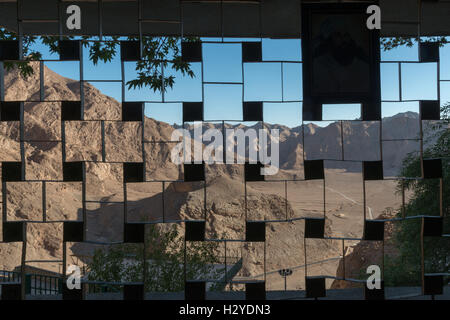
87,224,223,292
381,36,448,51
0,28,197,94
386,104,450,286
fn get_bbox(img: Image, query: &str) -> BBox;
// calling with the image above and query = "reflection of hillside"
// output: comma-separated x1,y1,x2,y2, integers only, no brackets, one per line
1,64,446,291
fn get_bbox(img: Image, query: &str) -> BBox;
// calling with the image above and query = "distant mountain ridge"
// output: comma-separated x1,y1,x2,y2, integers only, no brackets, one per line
3,62,441,178
0,63,444,287
180,111,428,176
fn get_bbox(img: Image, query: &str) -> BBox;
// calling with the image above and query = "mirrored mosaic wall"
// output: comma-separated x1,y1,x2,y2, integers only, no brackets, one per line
0,1,448,300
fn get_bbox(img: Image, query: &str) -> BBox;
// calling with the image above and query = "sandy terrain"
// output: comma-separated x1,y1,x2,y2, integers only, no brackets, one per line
0,63,418,291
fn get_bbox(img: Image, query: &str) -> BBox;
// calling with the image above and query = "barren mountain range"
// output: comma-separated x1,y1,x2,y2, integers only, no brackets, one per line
0,63,437,290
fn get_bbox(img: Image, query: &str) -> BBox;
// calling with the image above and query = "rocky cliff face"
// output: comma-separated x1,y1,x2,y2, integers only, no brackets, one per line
330,213,398,290
180,112,428,177
0,63,436,289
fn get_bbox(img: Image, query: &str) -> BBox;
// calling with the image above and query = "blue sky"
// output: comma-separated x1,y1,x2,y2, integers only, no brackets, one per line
32,37,450,128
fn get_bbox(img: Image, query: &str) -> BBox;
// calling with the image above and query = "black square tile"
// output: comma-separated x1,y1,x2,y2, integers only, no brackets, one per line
62,286,83,300
423,275,443,295
21,21,59,35
19,0,58,20
1,284,21,300
61,101,82,121
245,162,264,182
365,280,384,300
420,101,440,121
362,102,381,121
243,102,263,122
142,0,180,21
242,42,262,62
305,277,326,298
123,162,144,183
304,218,325,239
59,40,80,60
0,40,20,61
185,221,205,241
246,221,265,242
2,222,24,242
63,221,84,242
363,161,383,181
63,162,84,182
304,160,324,180
223,2,260,36
181,3,220,36
1,162,23,182
185,281,205,300
422,217,443,237
302,100,322,121
181,42,202,62
422,159,442,179
102,2,139,35
122,102,143,121
0,102,21,121
124,223,145,243
183,102,203,122
124,284,144,300
419,42,440,62
364,220,384,241
0,2,16,29
120,41,140,61
246,282,266,300
184,163,205,182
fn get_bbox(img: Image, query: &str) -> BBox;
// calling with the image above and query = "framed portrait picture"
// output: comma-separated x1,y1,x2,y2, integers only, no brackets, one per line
301,3,381,121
